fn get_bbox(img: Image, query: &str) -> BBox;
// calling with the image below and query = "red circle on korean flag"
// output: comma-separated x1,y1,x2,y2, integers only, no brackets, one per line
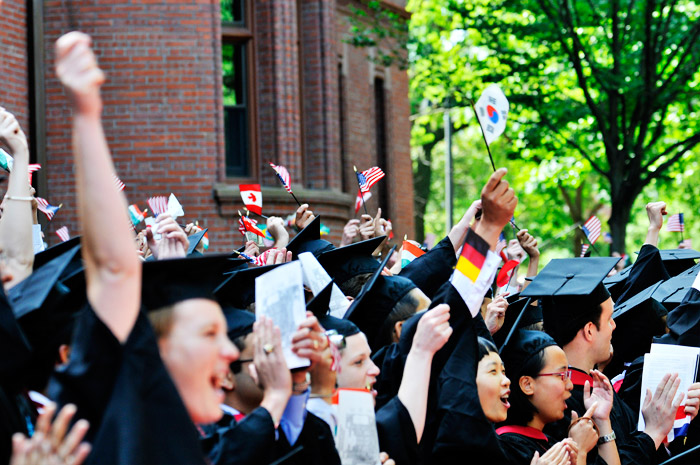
486,105,499,123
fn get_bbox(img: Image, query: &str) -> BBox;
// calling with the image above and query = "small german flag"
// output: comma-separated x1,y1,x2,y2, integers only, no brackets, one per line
450,228,500,317
455,230,489,283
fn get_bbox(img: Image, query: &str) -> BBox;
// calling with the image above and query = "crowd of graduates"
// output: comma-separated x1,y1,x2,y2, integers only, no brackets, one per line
4,20,700,465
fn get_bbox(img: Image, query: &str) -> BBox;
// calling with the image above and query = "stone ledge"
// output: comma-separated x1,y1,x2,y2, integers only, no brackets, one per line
213,183,355,221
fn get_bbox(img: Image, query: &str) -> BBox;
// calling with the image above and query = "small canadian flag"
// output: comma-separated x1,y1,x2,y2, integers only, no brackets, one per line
239,184,263,216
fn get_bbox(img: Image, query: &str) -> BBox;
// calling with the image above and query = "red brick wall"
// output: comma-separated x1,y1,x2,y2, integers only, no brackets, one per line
40,0,241,248
0,0,30,129
335,0,415,244
18,0,412,251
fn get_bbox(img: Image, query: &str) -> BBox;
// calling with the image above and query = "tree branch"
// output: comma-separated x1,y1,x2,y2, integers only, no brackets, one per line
642,132,700,180
538,114,608,176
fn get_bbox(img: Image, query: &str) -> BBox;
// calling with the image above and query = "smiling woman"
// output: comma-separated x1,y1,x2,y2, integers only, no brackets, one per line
497,330,601,465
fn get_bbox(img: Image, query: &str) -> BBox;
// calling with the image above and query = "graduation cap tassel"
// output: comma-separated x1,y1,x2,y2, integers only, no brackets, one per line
353,165,369,216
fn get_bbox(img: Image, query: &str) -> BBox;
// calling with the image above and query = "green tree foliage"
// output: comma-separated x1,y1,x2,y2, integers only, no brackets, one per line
349,0,700,256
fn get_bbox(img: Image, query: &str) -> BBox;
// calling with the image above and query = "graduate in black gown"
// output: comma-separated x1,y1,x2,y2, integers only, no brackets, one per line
46,34,241,464
498,329,612,465
521,258,681,465
211,267,341,465
373,169,526,463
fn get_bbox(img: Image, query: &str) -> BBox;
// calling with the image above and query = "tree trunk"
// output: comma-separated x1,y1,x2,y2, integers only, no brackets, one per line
608,191,636,255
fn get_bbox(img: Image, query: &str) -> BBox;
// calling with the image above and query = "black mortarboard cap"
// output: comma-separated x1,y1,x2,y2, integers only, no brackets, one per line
317,236,386,287
9,244,81,319
492,295,538,349
658,249,700,276
141,254,240,311
214,263,282,310
308,281,360,338
285,216,335,258
33,236,81,270
187,228,208,256
604,248,700,301
307,280,334,319
604,280,669,378
343,246,417,351
224,308,256,341
520,257,620,345
650,262,700,308
521,257,620,301
500,330,557,381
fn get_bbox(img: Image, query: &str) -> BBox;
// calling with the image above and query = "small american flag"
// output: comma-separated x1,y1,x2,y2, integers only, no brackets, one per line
28,164,41,184
580,244,590,257
36,197,61,220
667,213,685,232
56,226,70,242
496,232,507,255
253,249,273,266
269,163,292,194
113,174,126,192
354,190,372,214
147,196,168,217
582,215,602,244
356,166,385,193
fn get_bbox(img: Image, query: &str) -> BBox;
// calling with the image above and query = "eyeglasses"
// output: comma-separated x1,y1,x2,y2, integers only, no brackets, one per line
535,370,571,381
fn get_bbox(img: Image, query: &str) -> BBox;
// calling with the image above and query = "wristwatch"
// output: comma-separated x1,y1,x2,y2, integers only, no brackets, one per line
598,431,616,445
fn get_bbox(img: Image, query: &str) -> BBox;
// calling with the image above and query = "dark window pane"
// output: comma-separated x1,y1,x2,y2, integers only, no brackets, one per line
222,41,249,177
224,107,249,177
374,77,389,218
221,0,244,25
222,42,246,106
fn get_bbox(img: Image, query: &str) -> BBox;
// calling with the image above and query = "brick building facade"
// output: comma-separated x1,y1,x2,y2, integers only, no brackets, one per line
0,0,414,251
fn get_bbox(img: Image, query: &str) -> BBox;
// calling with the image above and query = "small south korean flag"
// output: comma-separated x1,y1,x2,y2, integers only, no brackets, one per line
475,84,509,145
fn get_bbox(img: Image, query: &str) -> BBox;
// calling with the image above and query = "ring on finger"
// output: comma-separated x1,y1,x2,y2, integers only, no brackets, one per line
313,339,319,350
263,343,275,354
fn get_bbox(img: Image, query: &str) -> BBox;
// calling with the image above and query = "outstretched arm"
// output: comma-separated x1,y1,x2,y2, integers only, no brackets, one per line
0,109,34,288
55,32,140,343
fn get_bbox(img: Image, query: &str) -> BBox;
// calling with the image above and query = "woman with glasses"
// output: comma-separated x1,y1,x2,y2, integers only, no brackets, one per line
497,329,620,465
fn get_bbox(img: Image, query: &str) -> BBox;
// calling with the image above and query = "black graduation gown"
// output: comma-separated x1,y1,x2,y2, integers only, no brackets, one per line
376,396,418,465
658,287,700,347
199,407,277,465
274,411,340,465
48,305,206,465
544,368,657,465
497,425,551,465
399,236,456,299
0,289,32,465
374,282,510,464
606,245,671,378
616,245,670,305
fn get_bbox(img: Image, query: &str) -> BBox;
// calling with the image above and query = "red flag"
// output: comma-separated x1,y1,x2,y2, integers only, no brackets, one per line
239,184,263,215
240,216,265,237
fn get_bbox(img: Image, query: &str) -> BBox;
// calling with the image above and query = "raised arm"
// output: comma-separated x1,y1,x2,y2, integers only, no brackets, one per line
397,304,452,442
643,201,666,247
0,109,34,288
55,32,140,342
